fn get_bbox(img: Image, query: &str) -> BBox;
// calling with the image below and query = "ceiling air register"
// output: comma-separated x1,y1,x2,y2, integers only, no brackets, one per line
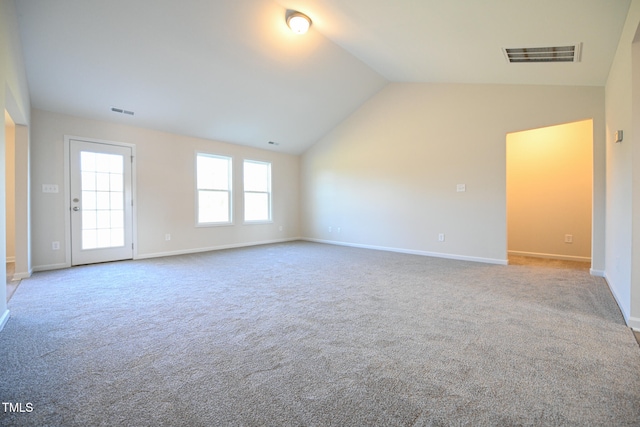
503,44,582,63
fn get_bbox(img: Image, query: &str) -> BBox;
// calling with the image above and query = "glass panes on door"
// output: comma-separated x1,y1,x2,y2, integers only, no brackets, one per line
80,151,125,249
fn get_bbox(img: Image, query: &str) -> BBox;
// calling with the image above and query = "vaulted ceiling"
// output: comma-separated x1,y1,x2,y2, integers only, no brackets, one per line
15,0,631,154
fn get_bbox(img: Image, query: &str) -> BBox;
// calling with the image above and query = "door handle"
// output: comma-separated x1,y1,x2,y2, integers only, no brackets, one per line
73,206,80,211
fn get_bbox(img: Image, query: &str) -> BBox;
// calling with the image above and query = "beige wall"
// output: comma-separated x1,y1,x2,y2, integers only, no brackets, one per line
605,0,640,327
13,123,30,279
507,120,593,261
31,109,300,270
301,83,605,266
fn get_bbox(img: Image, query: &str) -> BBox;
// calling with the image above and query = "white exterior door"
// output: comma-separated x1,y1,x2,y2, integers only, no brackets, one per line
69,139,133,265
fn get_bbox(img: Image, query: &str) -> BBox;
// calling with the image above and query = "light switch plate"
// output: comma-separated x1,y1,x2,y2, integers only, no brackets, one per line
615,130,623,143
42,184,59,193
456,184,466,192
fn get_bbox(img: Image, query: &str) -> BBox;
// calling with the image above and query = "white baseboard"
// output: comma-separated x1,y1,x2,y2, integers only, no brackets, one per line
32,262,71,272
508,250,591,263
303,238,508,265
0,309,10,332
12,270,32,280
602,273,631,325
135,237,301,260
590,269,605,277
629,317,640,331
31,240,301,270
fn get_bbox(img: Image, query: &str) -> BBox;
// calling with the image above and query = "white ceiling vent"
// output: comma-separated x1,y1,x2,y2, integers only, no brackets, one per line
503,43,582,63
111,107,135,116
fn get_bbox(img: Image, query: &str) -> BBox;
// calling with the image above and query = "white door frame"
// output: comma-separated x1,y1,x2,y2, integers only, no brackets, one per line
63,135,137,267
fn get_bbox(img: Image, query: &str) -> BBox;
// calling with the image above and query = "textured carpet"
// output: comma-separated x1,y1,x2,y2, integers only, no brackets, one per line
1,241,639,426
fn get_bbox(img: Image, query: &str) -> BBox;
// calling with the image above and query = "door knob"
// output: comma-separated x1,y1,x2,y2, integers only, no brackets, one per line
73,206,80,211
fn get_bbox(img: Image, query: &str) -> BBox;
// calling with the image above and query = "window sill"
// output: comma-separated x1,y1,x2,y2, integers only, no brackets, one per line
196,222,234,228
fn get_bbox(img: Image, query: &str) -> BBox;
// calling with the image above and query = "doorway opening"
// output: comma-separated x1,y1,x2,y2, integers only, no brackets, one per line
506,119,593,268
4,110,19,300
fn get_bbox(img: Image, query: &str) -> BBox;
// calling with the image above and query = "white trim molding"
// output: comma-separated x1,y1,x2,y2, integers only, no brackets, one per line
32,262,70,272
135,237,300,260
12,270,32,280
31,239,300,271
305,238,509,265
603,273,630,325
508,250,591,263
0,309,10,332
629,317,640,331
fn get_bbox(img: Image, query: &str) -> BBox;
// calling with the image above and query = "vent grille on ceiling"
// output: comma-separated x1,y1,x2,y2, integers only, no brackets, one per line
111,107,135,116
503,44,582,63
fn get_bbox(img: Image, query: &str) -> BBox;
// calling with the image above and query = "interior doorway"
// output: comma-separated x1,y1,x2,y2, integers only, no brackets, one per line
506,119,593,265
5,111,15,266
4,110,18,300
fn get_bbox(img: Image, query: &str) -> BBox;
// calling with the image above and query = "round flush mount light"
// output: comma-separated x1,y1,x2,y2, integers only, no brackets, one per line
287,11,311,34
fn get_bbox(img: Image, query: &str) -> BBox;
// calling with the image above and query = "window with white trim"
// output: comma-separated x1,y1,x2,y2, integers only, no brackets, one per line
196,153,232,224
243,160,271,222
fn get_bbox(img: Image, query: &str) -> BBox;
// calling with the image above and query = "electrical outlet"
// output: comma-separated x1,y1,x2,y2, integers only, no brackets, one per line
564,234,573,243
52,241,60,250
278,225,283,232
329,226,332,233
337,227,341,233
165,234,171,241
456,184,466,192
438,233,445,242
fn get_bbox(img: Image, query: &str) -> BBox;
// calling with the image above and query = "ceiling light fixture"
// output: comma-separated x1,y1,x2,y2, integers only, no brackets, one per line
287,11,311,34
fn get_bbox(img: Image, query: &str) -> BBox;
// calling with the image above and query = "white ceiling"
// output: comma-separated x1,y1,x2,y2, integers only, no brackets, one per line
16,0,631,154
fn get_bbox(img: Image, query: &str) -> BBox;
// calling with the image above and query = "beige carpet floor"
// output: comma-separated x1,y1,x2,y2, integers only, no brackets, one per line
1,242,639,426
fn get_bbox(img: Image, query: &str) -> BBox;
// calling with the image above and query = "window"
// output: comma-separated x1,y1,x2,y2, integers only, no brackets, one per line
196,153,232,224
243,160,271,222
